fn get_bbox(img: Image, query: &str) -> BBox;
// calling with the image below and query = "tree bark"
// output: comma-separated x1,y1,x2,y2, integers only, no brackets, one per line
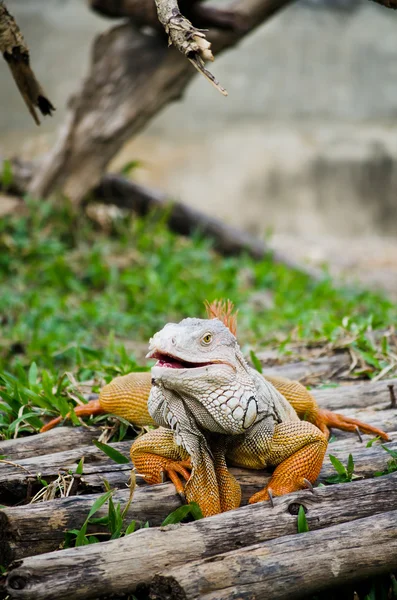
0,427,99,461
90,0,244,32
27,0,294,203
149,508,397,600
0,2,54,125
3,474,397,600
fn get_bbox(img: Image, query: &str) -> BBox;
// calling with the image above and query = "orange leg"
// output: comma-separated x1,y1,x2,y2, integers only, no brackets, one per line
40,372,153,433
131,428,225,517
249,421,327,504
40,399,103,432
266,374,389,442
130,428,192,495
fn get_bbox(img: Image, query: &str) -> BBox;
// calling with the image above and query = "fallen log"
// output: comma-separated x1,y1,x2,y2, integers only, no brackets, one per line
314,378,397,410
3,473,397,600
0,427,100,461
0,471,267,565
0,436,395,565
94,175,320,277
0,440,133,504
149,508,397,600
262,352,350,381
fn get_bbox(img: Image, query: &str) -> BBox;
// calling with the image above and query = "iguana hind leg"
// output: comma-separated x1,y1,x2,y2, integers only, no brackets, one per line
41,372,153,432
248,421,327,504
266,374,389,441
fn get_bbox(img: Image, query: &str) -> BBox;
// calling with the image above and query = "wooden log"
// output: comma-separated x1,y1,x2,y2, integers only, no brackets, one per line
1,435,396,565
93,176,320,278
262,353,350,382
0,440,133,504
314,378,397,410
0,471,268,565
0,427,100,461
149,508,397,600
4,473,397,600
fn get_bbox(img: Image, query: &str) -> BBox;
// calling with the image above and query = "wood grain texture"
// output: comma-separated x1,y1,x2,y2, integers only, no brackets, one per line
0,427,100,461
4,473,397,599
149,508,397,600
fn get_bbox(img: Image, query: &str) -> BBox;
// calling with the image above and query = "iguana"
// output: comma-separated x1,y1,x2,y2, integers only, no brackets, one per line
41,301,389,517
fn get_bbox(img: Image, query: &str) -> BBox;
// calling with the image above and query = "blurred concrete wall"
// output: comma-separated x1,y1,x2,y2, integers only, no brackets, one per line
0,0,396,236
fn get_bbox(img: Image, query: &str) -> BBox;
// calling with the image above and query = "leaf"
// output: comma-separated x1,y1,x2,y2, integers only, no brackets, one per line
297,505,309,533
346,454,354,480
87,490,114,521
366,436,381,448
381,445,397,460
75,458,84,475
188,501,203,521
75,522,88,547
1,159,13,188
125,520,136,535
119,160,141,176
249,351,263,374
93,440,130,464
162,504,194,526
28,362,38,386
328,455,347,477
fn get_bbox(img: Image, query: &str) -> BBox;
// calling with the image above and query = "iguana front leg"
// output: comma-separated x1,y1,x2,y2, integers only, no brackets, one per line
228,419,327,503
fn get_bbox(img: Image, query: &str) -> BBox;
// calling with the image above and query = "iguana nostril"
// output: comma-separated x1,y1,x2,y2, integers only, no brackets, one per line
172,337,177,346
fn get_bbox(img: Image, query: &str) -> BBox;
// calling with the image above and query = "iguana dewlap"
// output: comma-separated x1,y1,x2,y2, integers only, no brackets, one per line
41,304,389,517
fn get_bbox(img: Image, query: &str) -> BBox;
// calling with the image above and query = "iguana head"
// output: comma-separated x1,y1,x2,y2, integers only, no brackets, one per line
147,316,258,435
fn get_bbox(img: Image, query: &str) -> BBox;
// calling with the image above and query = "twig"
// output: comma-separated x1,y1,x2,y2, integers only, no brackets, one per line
154,0,227,95
0,1,55,125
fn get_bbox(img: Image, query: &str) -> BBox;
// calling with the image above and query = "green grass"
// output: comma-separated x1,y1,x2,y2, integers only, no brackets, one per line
0,198,396,436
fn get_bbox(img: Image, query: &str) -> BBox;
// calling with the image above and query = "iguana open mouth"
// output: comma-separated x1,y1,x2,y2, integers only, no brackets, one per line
149,351,213,370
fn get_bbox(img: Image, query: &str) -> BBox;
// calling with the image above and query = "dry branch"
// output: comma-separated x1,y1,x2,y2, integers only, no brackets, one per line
149,508,397,600
0,2,54,125
28,0,294,203
154,0,227,95
0,427,100,461
3,473,397,599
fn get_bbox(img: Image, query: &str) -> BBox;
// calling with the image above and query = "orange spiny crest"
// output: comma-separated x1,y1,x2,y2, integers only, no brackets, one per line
204,299,238,336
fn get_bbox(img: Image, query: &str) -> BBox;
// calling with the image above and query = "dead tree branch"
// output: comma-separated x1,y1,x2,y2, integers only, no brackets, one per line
153,0,227,95
28,0,294,204
93,175,321,278
0,2,55,125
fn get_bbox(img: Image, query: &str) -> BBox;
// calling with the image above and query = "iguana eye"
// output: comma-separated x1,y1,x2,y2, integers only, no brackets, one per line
202,333,212,345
